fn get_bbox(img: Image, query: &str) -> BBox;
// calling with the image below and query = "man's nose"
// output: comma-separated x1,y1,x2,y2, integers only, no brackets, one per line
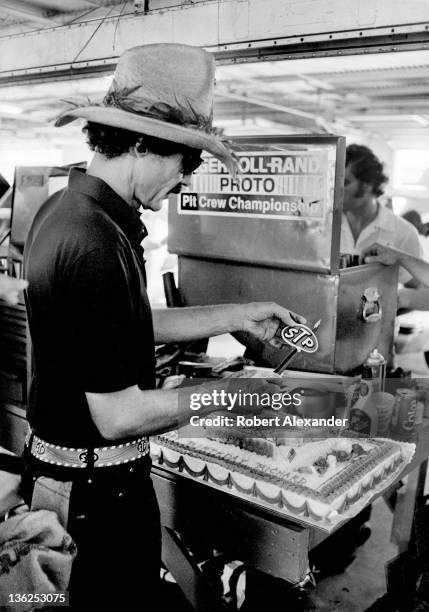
181,173,193,187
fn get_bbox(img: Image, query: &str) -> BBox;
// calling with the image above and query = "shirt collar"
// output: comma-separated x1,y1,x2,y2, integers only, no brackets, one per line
373,203,397,233
341,203,396,247
67,167,148,246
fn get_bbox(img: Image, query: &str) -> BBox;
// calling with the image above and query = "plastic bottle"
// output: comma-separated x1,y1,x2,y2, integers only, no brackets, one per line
362,348,386,393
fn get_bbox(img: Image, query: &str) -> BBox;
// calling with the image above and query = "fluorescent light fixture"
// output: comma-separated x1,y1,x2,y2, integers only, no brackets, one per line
0,104,23,115
396,184,427,191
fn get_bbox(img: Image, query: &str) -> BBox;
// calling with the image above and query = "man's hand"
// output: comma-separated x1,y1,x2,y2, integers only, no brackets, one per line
363,242,429,289
0,276,28,305
234,302,306,348
362,242,406,266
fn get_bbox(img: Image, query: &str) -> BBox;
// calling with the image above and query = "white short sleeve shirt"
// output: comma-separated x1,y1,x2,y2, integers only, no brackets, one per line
340,205,423,284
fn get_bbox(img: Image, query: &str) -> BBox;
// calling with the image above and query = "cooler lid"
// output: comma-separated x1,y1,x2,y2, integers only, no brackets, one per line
168,135,345,274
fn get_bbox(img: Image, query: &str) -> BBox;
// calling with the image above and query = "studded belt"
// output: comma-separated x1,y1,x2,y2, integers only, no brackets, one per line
25,429,150,469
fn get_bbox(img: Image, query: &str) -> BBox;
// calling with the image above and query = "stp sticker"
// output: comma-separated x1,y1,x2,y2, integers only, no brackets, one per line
278,324,319,354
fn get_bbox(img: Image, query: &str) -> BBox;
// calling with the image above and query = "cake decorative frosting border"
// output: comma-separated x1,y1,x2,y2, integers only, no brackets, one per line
151,434,414,530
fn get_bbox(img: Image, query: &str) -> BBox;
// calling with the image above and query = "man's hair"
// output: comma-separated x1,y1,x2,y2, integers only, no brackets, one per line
345,144,388,197
83,121,194,159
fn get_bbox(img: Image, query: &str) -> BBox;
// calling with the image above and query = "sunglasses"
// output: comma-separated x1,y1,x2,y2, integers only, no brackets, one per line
180,149,203,176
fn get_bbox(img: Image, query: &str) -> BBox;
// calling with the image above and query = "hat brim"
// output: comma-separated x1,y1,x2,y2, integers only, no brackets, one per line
55,106,237,176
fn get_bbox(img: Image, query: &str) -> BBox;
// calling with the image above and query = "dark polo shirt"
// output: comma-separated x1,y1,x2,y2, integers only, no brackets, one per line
24,168,156,447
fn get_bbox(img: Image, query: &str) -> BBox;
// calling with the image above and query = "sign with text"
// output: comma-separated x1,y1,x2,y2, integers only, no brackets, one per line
178,150,329,221
278,323,319,353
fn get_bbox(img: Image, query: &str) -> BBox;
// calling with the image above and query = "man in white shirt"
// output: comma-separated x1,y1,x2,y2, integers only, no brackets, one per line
332,145,422,562
340,144,423,284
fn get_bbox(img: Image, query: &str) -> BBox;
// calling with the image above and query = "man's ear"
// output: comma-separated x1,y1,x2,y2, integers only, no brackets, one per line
356,180,371,198
365,183,377,198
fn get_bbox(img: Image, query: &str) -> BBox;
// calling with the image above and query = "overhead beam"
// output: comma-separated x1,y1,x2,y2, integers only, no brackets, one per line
347,113,429,120
253,68,429,86
0,0,429,84
0,0,61,27
336,86,429,98
347,99,429,109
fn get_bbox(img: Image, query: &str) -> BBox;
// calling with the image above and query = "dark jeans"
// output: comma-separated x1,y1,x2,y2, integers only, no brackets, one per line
22,452,161,610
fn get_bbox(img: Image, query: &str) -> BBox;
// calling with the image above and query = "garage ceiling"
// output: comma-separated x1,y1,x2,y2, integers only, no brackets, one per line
214,51,429,147
0,3,428,150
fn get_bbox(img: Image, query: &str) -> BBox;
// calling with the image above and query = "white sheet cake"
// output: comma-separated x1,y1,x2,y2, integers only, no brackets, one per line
151,433,415,530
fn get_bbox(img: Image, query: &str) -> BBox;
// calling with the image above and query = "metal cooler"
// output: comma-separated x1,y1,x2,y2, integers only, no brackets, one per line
168,135,398,375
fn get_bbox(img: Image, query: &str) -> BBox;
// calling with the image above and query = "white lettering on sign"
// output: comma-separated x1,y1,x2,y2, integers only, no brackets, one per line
279,324,319,353
179,193,322,219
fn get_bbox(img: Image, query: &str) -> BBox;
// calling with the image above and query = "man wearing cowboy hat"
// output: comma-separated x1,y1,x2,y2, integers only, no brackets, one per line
22,44,305,608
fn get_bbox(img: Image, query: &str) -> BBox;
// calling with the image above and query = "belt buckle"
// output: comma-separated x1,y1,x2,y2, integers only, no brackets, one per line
78,450,99,466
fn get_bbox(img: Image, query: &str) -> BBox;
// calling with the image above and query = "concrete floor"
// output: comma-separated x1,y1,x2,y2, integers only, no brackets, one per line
305,498,397,611
162,497,398,611
160,488,402,612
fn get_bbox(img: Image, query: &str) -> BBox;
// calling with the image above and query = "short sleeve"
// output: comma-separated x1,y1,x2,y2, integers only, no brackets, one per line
64,246,145,393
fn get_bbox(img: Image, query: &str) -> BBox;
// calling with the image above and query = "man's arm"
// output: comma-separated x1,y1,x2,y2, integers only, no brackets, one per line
152,302,305,345
399,287,429,311
363,243,429,287
86,384,195,440
153,305,241,344
67,249,305,440
86,377,281,440
88,300,306,440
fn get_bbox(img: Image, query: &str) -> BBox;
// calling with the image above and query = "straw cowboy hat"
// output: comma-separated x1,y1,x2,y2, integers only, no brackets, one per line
55,43,237,175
